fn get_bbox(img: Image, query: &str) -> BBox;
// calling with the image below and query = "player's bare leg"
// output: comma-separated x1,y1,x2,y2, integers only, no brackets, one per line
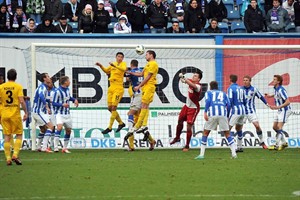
252,121,267,149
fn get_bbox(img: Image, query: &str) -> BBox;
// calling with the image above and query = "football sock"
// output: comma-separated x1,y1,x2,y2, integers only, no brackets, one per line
257,130,263,142
54,130,61,149
135,109,147,129
227,136,236,156
128,135,134,149
186,129,192,148
200,136,207,156
141,109,149,127
175,123,183,139
128,115,134,130
10,135,14,148
37,132,44,149
108,111,118,129
42,129,52,150
63,134,71,149
276,130,283,145
115,111,123,124
12,138,22,158
237,131,243,148
4,141,11,161
148,133,155,143
277,130,286,143
50,132,55,149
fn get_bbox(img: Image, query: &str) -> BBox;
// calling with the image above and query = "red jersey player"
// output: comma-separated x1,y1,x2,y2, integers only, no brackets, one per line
170,71,203,151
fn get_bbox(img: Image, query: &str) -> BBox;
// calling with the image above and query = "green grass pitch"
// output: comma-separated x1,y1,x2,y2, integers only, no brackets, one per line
1,148,300,200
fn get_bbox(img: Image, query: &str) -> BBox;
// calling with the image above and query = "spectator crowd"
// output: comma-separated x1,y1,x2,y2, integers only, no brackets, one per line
0,0,299,33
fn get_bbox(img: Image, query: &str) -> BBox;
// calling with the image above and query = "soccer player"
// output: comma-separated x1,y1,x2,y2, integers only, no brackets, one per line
125,50,158,150
195,81,237,159
124,60,156,151
53,76,78,153
32,73,55,153
46,80,57,150
242,75,269,149
169,71,202,151
265,75,292,151
0,69,28,165
96,52,127,134
227,74,246,152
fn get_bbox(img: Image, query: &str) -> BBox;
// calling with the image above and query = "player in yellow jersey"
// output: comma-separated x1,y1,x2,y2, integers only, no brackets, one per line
0,69,28,165
125,50,158,150
96,52,127,134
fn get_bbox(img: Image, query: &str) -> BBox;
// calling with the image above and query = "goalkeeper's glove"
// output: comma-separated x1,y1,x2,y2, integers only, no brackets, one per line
179,73,185,78
180,78,186,83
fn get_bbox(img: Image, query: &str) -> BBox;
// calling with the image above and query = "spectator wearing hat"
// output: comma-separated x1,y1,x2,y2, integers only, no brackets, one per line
35,14,56,33
79,4,94,33
169,0,189,22
94,0,111,33
113,14,131,33
205,17,221,33
79,0,98,13
166,20,184,33
126,0,146,33
55,15,73,33
64,0,80,22
146,0,168,33
44,0,63,21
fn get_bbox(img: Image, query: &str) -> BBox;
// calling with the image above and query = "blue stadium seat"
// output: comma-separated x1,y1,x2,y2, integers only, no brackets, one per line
68,22,78,33
61,0,68,5
285,22,296,32
223,0,235,12
108,22,115,33
236,0,246,9
227,10,241,21
218,22,229,33
144,24,150,33
231,21,246,33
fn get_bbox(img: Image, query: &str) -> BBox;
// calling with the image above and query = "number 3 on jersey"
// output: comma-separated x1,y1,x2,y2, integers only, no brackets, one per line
6,90,13,104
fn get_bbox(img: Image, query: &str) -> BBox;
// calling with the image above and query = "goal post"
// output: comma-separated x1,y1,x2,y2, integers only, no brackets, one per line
27,43,300,150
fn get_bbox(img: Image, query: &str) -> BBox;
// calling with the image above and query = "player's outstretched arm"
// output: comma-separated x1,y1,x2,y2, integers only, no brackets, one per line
264,93,274,98
270,98,290,110
96,62,110,74
109,62,127,71
134,73,152,92
126,70,144,77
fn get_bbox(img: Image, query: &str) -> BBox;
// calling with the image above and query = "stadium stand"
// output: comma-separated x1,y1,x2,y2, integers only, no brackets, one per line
231,21,247,33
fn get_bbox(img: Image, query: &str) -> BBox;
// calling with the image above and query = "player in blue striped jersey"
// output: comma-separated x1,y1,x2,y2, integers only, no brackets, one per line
52,76,78,153
265,75,291,151
46,80,57,151
227,74,246,152
195,81,237,159
242,75,269,149
32,73,55,152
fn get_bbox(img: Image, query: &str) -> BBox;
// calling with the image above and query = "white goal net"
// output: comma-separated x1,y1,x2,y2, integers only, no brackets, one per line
24,44,300,150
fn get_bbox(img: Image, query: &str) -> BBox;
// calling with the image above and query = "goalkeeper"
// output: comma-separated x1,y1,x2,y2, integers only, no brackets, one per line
170,71,203,151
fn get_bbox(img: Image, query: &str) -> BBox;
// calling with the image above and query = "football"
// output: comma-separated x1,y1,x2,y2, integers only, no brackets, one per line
135,45,145,55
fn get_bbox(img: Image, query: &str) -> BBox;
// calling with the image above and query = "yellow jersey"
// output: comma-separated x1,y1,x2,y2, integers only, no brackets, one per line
0,81,24,119
103,61,126,87
144,60,158,88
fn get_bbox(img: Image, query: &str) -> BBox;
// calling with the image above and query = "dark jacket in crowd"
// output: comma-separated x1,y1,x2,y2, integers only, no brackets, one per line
35,17,56,33
3,0,27,14
244,4,264,32
78,10,94,33
94,8,111,33
184,5,206,33
126,4,146,32
166,25,184,33
205,25,221,33
207,0,227,22
64,1,80,22
146,1,168,29
294,0,300,27
0,10,9,32
196,0,209,17
116,0,131,14
55,23,73,33
44,0,63,21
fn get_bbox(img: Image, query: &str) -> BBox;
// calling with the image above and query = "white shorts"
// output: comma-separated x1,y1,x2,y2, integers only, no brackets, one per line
130,93,142,111
49,114,57,126
56,114,72,129
204,116,229,131
229,114,245,126
274,110,292,123
243,113,258,124
32,112,50,127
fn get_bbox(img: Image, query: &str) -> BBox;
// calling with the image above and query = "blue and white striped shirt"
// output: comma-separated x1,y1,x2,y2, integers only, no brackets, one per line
274,85,291,111
53,86,75,115
32,83,48,114
205,90,231,117
227,83,246,115
128,67,143,94
46,87,57,114
242,85,268,114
